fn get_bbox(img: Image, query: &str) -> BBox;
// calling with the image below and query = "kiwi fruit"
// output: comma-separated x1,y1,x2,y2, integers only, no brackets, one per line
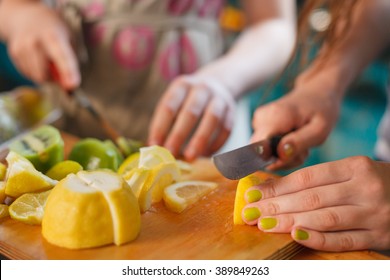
9,125,64,173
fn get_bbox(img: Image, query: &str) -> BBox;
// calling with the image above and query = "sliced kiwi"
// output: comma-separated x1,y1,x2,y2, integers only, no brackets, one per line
9,125,64,173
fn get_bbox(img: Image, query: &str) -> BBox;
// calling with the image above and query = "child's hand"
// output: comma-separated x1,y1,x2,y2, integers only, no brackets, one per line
0,0,79,89
148,75,236,161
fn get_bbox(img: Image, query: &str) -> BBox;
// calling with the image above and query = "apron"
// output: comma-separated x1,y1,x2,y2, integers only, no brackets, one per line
55,0,225,142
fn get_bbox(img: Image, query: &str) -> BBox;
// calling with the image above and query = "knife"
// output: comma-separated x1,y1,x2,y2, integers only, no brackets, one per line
212,135,282,180
49,63,120,142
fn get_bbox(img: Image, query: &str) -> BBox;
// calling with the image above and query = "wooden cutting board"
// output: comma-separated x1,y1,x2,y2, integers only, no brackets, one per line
0,133,303,260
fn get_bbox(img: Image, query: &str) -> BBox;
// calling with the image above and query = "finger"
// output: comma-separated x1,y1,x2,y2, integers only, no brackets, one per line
148,83,188,146
27,45,47,82
257,205,366,233
183,101,222,161
291,227,372,252
250,159,352,198
208,124,230,155
42,31,79,89
247,182,354,217
265,149,308,171
164,87,211,157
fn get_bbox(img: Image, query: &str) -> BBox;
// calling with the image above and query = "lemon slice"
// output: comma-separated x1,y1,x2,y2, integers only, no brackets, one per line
4,151,58,198
118,152,140,175
9,190,51,225
139,145,177,169
46,160,83,181
163,180,218,213
0,204,9,219
0,162,6,180
233,174,264,225
138,162,180,212
176,160,193,174
42,170,141,249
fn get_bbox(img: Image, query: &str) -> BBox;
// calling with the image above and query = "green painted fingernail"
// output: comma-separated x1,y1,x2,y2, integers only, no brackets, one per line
260,217,277,230
283,143,294,157
295,229,309,240
246,189,262,203
243,207,261,221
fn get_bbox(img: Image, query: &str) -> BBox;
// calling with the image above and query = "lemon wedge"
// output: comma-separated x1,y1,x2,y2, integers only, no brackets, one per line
0,204,9,219
122,167,151,199
163,180,218,213
138,162,180,212
118,152,140,175
4,151,58,198
42,170,141,249
139,145,177,169
0,162,6,180
9,190,51,225
233,174,264,225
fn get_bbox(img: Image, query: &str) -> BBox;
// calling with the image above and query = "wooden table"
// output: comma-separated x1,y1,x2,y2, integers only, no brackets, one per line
0,132,389,260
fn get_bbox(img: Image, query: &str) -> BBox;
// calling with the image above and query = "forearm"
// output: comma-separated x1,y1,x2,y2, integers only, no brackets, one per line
195,0,296,99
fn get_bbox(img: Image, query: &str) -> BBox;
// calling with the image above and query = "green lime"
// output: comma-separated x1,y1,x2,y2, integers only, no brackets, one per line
68,138,123,171
46,160,83,181
9,125,64,173
116,137,143,157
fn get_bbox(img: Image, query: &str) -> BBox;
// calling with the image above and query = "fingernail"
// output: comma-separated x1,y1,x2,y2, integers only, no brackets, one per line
243,207,261,221
283,143,294,157
246,189,262,203
294,229,309,240
259,217,277,230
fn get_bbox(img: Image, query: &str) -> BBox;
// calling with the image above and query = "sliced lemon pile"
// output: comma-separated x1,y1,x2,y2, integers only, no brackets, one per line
0,162,6,180
0,204,9,219
0,182,5,204
117,152,140,175
42,170,141,249
122,145,181,212
163,181,218,213
233,174,264,225
4,151,58,198
46,160,83,181
9,189,51,225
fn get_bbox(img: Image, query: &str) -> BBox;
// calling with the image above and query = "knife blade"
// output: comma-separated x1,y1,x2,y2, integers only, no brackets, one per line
212,135,282,180
49,63,120,142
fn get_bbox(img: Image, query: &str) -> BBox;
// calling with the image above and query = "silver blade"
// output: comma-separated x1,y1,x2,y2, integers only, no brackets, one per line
212,138,278,180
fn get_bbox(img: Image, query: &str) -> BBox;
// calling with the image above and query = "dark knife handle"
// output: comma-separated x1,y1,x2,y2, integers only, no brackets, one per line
270,135,283,158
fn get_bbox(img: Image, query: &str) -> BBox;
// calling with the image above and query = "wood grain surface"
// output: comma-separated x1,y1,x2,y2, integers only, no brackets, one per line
0,132,388,260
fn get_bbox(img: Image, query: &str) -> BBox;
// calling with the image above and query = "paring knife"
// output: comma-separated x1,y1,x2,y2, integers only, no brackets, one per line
49,63,120,142
212,135,282,180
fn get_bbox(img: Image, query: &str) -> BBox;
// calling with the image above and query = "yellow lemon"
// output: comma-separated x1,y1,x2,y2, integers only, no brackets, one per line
163,181,218,213
138,145,177,169
4,151,58,198
176,160,193,174
117,152,140,175
0,182,5,203
42,170,141,249
45,160,83,181
0,162,6,180
9,190,51,225
233,174,264,225
138,162,180,212
0,204,9,219
122,167,151,199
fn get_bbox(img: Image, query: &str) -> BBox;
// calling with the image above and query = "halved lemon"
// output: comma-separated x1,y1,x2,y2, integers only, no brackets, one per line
0,204,9,219
42,170,141,249
45,160,83,181
9,189,51,225
233,174,264,225
117,152,140,175
163,180,218,213
4,151,58,198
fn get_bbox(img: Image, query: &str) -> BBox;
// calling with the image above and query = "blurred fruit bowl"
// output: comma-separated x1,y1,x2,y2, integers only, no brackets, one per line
0,86,62,151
